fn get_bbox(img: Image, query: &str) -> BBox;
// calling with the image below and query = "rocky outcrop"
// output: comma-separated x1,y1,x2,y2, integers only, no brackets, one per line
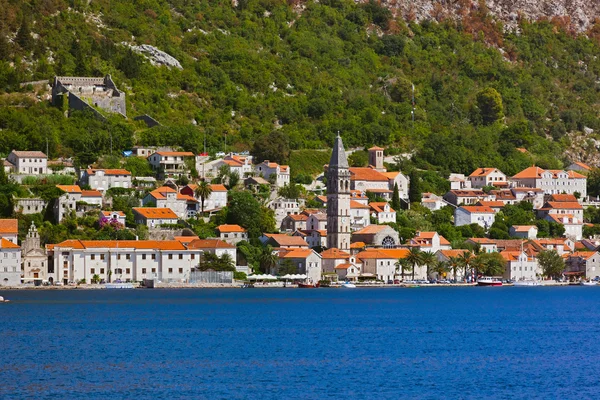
126,44,183,69
368,0,600,32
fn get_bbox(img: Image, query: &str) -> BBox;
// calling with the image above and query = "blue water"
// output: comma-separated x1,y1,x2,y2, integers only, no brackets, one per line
1,287,600,399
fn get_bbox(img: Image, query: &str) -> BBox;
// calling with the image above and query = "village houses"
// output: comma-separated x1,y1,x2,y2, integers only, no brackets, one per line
5,150,48,175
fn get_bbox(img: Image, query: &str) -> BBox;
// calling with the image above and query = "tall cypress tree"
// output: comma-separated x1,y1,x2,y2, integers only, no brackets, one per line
408,170,421,204
391,182,401,211
16,18,33,52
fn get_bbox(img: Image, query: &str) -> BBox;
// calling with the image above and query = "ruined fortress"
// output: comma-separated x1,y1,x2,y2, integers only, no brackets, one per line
51,75,126,118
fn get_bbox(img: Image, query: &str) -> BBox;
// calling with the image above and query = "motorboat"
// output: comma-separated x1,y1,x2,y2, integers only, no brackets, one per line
477,277,503,287
0,296,9,303
513,280,543,287
341,282,356,288
104,283,134,289
298,282,320,288
580,281,597,286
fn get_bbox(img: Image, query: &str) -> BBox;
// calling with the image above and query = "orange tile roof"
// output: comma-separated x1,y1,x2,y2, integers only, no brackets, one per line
350,200,370,209
0,219,18,234
511,187,543,192
368,146,384,151
353,225,389,235
187,238,236,249
185,184,198,191
0,238,19,249
356,249,409,259
476,201,505,208
439,236,451,245
437,249,470,258
335,263,353,269
280,248,314,258
81,190,103,197
217,224,246,233
287,214,308,221
548,194,578,202
350,242,366,249
210,184,227,192
223,159,243,167
101,211,126,217
56,185,82,193
369,202,394,213
382,172,400,180
133,207,178,219
544,202,583,210
467,238,496,244
350,167,388,182
571,161,591,171
512,225,536,232
366,189,392,193
415,232,436,239
448,190,487,197
546,214,580,224
460,206,495,213
516,148,528,153
54,239,187,250
500,251,526,262
469,168,503,177
264,233,309,247
86,168,131,176
512,166,545,179
317,195,328,203
11,150,47,158
177,194,197,202
174,236,199,244
568,251,597,260
320,248,351,259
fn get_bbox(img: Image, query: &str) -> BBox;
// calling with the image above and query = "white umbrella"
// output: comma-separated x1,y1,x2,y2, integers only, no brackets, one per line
247,275,260,280
281,274,292,279
264,274,278,280
296,274,307,279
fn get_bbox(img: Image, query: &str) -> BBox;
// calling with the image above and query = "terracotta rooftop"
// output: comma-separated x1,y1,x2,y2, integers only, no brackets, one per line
350,200,370,209
570,161,591,171
101,211,126,217
548,194,578,202
0,219,18,234
54,239,187,250
81,190,103,197
264,233,309,247
469,168,503,177
459,206,495,213
217,224,246,233
356,249,409,260
320,248,351,259
287,214,309,221
512,225,536,232
0,238,19,249
279,248,314,258
353,225,389,235
11,150,47,158
133,207,178,219
210,184,227,192
349,167,388,182
56,185,82,193
153,151,195,157
86,168,131,176
187,238,236,249
369,202,394,213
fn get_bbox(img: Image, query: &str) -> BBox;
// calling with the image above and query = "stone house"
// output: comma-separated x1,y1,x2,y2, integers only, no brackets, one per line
132,207,179,227
80,168,132,192
5,150,48,175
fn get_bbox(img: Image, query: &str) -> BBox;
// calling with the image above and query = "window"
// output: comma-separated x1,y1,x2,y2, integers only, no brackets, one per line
100,268,105,274
191,254,195,260
118,254,121,260
179,254,183,260
100,254,105,260
126,268,130,274
152,254,156,260
126,254,131,260
179,268,183,274
63,261,68,269
142,254,146,260
142,268,146,274
91,254,96,260
91,268,95,274
152,268,156,273
168,254,173,260
168,268,173,273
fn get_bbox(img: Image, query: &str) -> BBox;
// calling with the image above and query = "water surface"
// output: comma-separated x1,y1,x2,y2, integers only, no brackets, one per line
1,287,599,399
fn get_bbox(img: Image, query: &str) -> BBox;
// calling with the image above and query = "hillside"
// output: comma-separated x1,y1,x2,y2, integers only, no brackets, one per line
0,0,600,176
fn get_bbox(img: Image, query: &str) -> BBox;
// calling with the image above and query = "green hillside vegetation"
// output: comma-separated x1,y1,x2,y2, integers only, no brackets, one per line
0,0,599,177
288,150,330,179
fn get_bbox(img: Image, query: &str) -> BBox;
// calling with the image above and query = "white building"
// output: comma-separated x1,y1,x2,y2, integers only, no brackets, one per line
501,251,539,281
132,207,179,227
100,211,127,227
510,225,538,239
143,186,198,219
147,151,196,178
454,205,496,229
186,238,237,265
410,232,452,253
448,173,471,190
54,185,83,223
512,166,587,197
5,150,48,174
369,202,396,224
269,197,301,228
0,238,21,286
468,168,508,189
545,214,583,241
216,224,248,245
306,213,327,231
50,239,200,284
421,193,447,211
0,219,18,244
14,198,47,215
255,160,290,187
277,248,322,284
81,168,132,192
80,190,103,207
355,249,410,282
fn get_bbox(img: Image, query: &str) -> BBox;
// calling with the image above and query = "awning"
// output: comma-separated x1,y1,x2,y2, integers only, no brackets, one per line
564,271,585,275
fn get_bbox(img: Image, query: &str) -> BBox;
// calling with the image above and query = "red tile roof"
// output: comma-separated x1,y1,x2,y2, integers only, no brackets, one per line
279,248,314,258
56,185,82,193
460,206,495,213
187,238,236,249
81,190,102,197
350,167,388,182
0,238,19,249
469,168,503,177
210,184,227,192
264,233,309,247
133,207,178,219
54,239,187,250
0,219,18,234
217,224,246,233
86,168,131,176
154,151,195,157
11,150,47,158
320,248,351,259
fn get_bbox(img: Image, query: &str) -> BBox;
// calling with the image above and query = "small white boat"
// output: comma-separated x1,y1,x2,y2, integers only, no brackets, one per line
341,282,356,288
580,281,597,286
477,277,502,287
513,280,543,287
0,296,10,303
104,283,134,289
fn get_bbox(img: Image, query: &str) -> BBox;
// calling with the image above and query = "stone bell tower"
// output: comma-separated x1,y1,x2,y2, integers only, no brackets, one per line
326,134,351,250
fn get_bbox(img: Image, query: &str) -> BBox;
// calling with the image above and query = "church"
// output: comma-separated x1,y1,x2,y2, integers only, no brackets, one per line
326,135,400,249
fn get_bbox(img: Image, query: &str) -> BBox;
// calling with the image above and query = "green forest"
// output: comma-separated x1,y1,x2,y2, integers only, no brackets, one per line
0,0,599,177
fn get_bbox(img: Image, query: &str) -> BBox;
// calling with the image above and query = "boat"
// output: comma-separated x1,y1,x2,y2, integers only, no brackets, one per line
513,280,543,287
341,282,356,288
104,282,134,289
477,277,503,287
580,281,597,286
298,282,320,288
0,296,9,303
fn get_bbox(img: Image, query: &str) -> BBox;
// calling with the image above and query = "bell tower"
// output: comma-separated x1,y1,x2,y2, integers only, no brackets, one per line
326,133,351,250
23,221,40,255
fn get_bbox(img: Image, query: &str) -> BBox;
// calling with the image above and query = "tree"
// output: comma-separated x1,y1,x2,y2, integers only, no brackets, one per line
278,259,297,275
259,245,278,274
537,250,565,280
124,156,154,177
458,251,474,282
348,150,368,167
477,252,506,277
194,180,213,216
251,131,290,164
199,252,236,271
0,31,9,61
408,170,422,204
432,260,449,280
391,183,401,211
227,171,240,189
477,88,504,125
16,18,33,52
406,247,423,280
448,256,461,282
278,183,302,200
395,258,411,281
420,251,436,280
226,191,274,237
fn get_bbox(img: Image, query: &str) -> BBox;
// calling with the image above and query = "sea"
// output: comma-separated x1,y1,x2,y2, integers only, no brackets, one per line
1,287,599,399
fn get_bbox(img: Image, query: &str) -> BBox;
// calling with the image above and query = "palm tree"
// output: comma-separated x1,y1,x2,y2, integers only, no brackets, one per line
406,247,423,281
470,255,486,279
448,256,461,282
194,180,213,216
458,251,474,282
420,251,436,281
432,260,449,281
259,245,279,274
395,258,411,281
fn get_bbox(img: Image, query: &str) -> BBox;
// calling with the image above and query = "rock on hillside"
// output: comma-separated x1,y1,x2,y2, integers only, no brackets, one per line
368,0,600,32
